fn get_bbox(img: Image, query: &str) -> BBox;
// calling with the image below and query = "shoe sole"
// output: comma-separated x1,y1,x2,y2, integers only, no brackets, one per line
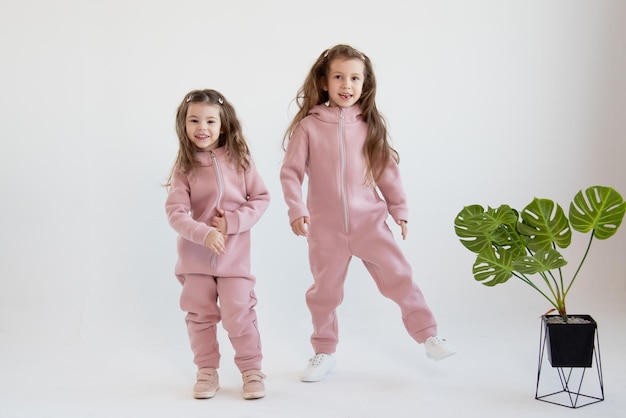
427,351,456,361
300,358,336,382
243,391,265,400
193,386,219,399
300,375,325,382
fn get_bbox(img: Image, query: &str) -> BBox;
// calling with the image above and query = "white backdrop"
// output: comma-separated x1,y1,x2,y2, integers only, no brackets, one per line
1,0,625,365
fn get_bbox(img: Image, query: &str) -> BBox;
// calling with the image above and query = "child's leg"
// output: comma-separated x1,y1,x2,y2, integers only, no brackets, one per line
353,224,438,343
216,276,263,372
306,236,352,354
178,273,221,369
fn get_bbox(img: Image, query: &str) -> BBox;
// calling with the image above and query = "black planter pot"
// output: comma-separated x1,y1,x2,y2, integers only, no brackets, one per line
543,314,596,368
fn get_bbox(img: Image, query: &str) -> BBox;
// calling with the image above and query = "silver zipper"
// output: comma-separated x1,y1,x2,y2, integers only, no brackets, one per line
339,109,349,234
210,151,224,268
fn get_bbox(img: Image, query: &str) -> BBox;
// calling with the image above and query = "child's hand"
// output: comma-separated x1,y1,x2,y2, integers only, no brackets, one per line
211,207,227,234
204,229,226,254
291,216,310,237
397,219,408,240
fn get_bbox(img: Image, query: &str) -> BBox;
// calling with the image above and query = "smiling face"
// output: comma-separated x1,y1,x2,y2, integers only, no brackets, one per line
324,57,365,108
185,102,222,150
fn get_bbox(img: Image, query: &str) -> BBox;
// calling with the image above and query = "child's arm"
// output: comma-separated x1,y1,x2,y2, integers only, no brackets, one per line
280,125,310,227
165,169,220,249
376,158,410,233
221,160,271,234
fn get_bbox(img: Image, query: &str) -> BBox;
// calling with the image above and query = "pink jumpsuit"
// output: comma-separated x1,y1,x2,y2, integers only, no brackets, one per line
166,147,270,372
280,104,437,354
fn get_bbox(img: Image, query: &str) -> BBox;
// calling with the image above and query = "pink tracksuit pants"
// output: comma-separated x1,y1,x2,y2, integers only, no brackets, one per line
177,273,262,372
306,220,438,354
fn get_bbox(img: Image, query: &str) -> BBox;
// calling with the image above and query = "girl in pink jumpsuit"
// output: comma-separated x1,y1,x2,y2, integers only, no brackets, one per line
165,89,270,399
280,45,456,382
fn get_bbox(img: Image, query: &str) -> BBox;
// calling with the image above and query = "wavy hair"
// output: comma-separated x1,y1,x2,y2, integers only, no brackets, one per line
165,89,250,187
283,44,399,182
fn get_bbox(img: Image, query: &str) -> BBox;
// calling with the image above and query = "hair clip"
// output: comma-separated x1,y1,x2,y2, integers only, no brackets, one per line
217,97,224,105
185,95,193,103
323,49,329,58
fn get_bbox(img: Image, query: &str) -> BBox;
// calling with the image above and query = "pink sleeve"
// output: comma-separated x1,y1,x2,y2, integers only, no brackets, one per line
279,125,311,224
376,159,409,222
165,169,213,245
224,160,270,234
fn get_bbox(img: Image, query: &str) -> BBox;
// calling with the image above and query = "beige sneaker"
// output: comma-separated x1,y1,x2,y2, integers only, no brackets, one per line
193,368,219,399
242,370,266,400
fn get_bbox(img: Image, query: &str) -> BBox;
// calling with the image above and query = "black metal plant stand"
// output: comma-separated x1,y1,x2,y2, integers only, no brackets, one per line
535,317,604,408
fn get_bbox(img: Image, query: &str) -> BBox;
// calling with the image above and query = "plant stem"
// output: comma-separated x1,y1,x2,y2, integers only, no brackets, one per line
513,272,560,312
553,242,566,303
564,231,595,297
544,269,561,302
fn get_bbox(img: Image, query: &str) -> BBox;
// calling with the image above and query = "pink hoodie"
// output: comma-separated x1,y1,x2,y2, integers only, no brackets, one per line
166,147,270,276
280,104,408,235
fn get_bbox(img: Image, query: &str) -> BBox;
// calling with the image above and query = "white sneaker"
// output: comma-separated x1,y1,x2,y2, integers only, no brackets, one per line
300,353,336,382
424,336,456,361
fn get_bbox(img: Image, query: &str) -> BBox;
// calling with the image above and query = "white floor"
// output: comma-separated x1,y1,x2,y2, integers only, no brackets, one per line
1,302,624,418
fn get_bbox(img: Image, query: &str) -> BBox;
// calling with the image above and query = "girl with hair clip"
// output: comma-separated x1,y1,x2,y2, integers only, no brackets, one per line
165,89,269,399
280,44,456,382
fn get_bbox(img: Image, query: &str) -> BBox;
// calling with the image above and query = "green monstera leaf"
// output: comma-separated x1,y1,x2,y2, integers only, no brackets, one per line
454,205,491,253
517,198,571,253
472,245,521,286
512,250,567,274
569,186,626,239
454,204,520,254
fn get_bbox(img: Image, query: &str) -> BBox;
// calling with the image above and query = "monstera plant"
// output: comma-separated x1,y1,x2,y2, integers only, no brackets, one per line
454,185,625,322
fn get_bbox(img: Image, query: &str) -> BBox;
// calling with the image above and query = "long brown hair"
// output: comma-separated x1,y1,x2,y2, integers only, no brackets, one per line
165,89,250,187
283,44,399,182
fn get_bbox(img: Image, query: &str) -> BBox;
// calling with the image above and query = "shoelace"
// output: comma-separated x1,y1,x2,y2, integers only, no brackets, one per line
429,336,446,345
309,354,328,367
